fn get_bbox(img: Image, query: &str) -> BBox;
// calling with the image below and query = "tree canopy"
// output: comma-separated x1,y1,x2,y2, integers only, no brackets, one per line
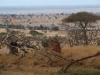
62,12,100,24
62,12,100,46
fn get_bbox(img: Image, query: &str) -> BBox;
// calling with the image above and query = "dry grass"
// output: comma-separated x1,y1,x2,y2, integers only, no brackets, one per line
0,28,7,33
62,46,100,68
0,46,100,74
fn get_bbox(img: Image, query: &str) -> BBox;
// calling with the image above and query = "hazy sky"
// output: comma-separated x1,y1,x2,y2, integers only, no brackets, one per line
0,0,100,6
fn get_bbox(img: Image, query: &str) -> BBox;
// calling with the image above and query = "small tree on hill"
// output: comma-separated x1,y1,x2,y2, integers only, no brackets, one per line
62,12,100,46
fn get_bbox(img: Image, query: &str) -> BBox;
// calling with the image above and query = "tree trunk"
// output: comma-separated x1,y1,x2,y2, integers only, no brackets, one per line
83,29,88,46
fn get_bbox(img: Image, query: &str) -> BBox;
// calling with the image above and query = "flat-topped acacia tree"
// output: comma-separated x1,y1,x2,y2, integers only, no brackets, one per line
62,12,100,46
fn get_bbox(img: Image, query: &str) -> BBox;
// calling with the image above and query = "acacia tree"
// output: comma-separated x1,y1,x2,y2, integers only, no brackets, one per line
62,12,100,46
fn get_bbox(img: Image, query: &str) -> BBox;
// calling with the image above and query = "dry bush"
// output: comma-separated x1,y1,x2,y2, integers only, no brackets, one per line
0,49,66,69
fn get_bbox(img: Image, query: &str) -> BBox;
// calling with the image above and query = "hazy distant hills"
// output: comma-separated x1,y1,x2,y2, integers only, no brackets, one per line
0,5,100,15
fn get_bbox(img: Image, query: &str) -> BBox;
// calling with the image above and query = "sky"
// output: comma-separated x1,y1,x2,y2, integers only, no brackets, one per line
0,0,100,6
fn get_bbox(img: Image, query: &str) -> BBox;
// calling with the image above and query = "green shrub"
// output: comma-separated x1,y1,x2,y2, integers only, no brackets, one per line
0,32,7,35
41,38,50,47
57,67,100,75
30,30,43,36
74,68,100,75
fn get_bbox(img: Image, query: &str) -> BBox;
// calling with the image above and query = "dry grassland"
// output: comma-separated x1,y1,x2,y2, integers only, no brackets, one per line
62,46,100,67
0,46,100,75
0,28,100,74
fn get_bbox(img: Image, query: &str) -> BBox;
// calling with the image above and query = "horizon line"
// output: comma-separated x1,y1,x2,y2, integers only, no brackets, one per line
0,4,100,7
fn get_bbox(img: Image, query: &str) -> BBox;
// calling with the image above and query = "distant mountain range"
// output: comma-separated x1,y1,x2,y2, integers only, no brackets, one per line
0,5,100,15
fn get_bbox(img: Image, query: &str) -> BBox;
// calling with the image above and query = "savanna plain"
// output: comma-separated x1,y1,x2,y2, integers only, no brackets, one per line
0,14,100,75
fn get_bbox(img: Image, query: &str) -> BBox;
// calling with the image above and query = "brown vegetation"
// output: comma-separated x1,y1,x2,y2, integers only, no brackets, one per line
0,46,100,74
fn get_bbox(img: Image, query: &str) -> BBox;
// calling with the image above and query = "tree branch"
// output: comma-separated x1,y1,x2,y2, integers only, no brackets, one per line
62,52,100,73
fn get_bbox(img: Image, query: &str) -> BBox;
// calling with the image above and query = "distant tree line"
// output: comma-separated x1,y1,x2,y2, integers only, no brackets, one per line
0,24,59,31
0,24,25,29
27,25,59,31
27,25,49,30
